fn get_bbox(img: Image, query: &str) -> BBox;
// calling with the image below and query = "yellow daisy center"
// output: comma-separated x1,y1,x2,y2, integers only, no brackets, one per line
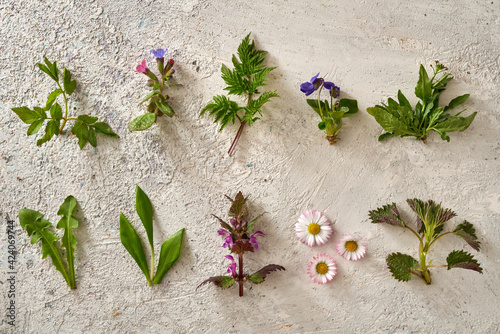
308,223,321,235
316,263,328,275
345,240,358,252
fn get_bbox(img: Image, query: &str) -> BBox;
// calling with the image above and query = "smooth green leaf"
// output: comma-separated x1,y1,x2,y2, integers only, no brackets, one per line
50,103,63,121
12,107,41,124
38,63,57,82
18,208,70,286
153,228,184,284
136,185,154,249
37,119,60,146
63,69,76,95
369,203,406,227
446,250,482,273
27,119,44,135
87,127,97,147
431,112,477,135
120,213,150,285
339,98,358,117
415,64,431,102
45,89,63,110
444,94,470,111
129,113,157,131
72,121,89,149
246,213,264,233
367,106,411,135
453,220,480,251
56,196,79,289
378,132,397,141
139,90,160,104
44,58,59,82
77,115,98,124
386,252,418,282
155,101,175,117
92,121,119,137
397,90,412,110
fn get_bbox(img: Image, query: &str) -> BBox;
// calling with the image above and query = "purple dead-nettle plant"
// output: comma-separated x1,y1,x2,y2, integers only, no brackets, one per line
198,192,285,297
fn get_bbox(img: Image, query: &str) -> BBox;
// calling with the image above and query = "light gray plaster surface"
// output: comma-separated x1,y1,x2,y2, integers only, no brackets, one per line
1,0,499,333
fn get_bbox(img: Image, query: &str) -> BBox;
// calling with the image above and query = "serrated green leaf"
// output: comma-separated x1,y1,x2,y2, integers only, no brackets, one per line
27,119,44,135
153,228,184,284
369,203,406,227
37,119,60,146
77,115,98,124
453,220,480,251
72,121,89,149
56,196,78,289
155,101,175,117
18,208,70,286
12,107,41,124
446,250,482,273
248,264,285,284
92,121,119,137
136,185,154,250
129,113,157,131
228,191,248,219
63,68,76,95
407,198,455,236
50,103,63,121
248,272,263,283
45,89,63,110
87,127,97,147
197,276,235,289
246,213,264,233
386,252,418,282
120,213,151,285
339,98,358,117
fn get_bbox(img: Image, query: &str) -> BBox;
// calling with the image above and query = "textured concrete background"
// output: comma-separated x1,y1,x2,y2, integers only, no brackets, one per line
1,0,499,333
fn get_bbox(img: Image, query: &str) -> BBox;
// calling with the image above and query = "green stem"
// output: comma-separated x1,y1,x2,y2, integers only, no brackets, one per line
427,264,447,268
56,82,69,134
149,244,155,286
317,85,324,119
428,232,453,250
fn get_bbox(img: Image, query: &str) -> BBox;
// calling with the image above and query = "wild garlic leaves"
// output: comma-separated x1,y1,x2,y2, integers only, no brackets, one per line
120,186,184,286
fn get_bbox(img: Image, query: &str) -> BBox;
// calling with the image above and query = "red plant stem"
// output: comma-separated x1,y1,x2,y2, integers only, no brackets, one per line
228,121,247,156
238,253,244,297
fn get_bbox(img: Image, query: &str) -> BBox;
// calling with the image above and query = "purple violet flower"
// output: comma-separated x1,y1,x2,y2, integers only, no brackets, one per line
225,255,237,278
324,81,340,98
249,231,265,250
150,48,167,59
300,73,324,96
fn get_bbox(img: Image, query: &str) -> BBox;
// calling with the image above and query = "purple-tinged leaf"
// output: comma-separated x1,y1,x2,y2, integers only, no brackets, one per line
228,191,248,219
447,250,482,273
231,239,254,254
369,203,406,228
248,264,285,284
197,276,235,290
453,220,480,251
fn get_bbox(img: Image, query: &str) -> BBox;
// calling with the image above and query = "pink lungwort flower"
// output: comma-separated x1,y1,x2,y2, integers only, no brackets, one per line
336,234,367,261
135,60,148,74
295,210,333,247
308,253,337,284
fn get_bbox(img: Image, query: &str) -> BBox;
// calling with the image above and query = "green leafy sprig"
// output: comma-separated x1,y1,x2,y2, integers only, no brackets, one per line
120,185,184,286
369,199,482,285
201,33,279,156
367,61,477,142
12,58,119,149
19,196,80,289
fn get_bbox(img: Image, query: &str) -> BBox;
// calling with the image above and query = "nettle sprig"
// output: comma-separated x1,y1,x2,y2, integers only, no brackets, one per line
120,186,184,286
369,199,482,285
131,49,176,131
198,192,285,297
201,34,279,156
19,196,80,289
300,73,358,144
12,58,119,149
367,61,477,142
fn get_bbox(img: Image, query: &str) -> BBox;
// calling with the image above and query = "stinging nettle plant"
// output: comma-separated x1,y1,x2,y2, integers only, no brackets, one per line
369,198,482,285
12,58,119,149
201,33,279,156
120,185,184,286
367,61,476,143
19,196,80,289
198,192,285,297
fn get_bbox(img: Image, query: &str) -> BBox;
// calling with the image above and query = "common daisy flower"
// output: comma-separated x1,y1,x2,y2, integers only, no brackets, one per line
308,253,337,284
336,234,367,261
295,210,333,247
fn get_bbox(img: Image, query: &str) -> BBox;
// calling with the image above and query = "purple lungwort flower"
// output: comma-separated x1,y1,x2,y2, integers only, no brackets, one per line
135,60,148,74
300,73,324,96
225,255,237,278
249,231,265,250
150,48,167,59
324,81,340,98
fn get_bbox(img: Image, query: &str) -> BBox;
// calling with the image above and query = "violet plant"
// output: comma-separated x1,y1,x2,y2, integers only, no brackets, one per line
369,198,482,285
198,192,285,297
200,34,279,156
19,196,80,289
131,49,176,131
12,58,119,149
301,73,358,144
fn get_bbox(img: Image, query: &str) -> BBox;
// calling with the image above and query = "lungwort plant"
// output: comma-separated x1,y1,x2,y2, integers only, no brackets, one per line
201,34,279,156
198,192,285,297
19,196,80,289
300,73,358,144
12,58,119,149
369,199,482,285
367,61,476,142
120,186,184,286
131,49,177,131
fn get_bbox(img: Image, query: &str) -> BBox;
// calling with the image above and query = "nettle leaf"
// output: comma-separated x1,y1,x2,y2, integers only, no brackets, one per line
228,191,248,218
63,68,77,95
18,208,70,286
37,119,60,146
56,195,79,289
446,250,482,273
453,220,480,251
231,240,255,254
369,203,406,227
248,264,285,284
136,185,154,249
72,121,89,149
407,198,456,235
92,121,119,138
77,115,98,124
119,213,150,285
338,98,358,117
153,228,184,284
197,276,235,290
50,103,63,121
386,252,419,282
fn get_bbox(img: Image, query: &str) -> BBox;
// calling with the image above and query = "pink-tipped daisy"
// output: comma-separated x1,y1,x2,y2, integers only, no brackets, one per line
308,253,337,284
336,234,367,261
295,210,333,247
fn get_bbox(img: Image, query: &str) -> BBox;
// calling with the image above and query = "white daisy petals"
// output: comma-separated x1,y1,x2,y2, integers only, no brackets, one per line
336,234,367,261
295,210,333,247
308,253,337,284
